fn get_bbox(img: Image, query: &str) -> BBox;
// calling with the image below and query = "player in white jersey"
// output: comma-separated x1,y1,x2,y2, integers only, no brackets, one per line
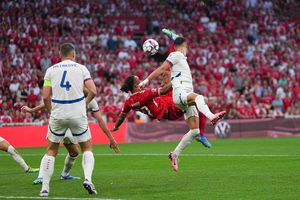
140,37,226,172
21,98,119,185
39,43,97,197
0,136,39,173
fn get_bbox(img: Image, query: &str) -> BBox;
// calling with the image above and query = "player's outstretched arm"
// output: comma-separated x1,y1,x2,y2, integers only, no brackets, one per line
84,79,97,105
92,111,120,153
139,61,171,87
111,113,127,132
21,104,45,113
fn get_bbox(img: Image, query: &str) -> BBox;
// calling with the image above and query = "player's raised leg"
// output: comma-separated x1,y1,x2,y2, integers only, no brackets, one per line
187,93,226,125
0,137,39,173
162,28,180,41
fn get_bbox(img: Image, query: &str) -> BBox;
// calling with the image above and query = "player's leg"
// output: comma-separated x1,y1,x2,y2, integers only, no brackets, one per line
40,140,59,197
173,108,200,156
40,118,66,196
162,28,180,41
0,137,38,173
187,93,226,125
60,142,80,180
79,139,97,194
70,117,97,195
169,113,199,172
194,112,212,148
33,159,43,185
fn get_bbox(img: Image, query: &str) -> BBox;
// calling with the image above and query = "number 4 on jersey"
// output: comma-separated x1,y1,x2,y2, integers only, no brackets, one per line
60,71,72,91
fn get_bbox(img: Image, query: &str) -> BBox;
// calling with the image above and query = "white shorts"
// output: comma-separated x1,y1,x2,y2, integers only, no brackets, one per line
47,117,91,144
0,136,5,143
172,87,199,120
63,129,77,144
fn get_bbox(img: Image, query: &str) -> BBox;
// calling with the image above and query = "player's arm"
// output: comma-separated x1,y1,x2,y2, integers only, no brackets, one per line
21,104,45,113
84,79,97,105
42,79,52,114
111,112,127,132
139,61,171,86
92,110,120,153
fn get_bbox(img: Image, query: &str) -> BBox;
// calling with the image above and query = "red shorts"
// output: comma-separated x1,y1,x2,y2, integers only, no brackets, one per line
167,104,184,120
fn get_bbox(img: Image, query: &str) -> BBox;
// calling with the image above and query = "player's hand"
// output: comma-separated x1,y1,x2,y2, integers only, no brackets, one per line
109,139,120,154
111,127,119,132
21,106,33,113
138,78,149,88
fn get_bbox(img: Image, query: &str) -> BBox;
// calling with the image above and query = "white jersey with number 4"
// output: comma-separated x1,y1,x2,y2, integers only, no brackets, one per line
166,51,193,90
44,59,91,119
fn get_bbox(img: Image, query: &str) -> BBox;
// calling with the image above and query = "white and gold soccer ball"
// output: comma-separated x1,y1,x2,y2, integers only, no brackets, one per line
142,39,159,55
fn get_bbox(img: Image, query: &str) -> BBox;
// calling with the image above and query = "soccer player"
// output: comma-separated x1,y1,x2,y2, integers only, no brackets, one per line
111,74,211,148
21,99,119,185
0,136,39,173
39,43,97,196
139,37,226,172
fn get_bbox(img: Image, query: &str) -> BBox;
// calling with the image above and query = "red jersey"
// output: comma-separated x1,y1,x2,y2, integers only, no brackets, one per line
122,88,168,120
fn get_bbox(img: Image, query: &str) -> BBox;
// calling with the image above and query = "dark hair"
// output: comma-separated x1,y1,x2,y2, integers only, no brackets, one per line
174,37,186,47
60,43,75,57
120,76,135,93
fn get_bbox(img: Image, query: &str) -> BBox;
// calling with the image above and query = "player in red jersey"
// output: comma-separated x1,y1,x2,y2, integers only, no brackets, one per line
111,73,211,148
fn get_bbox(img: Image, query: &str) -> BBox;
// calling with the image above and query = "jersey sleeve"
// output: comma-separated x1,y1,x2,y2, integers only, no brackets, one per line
88,99,100,112
121,100,131,114
166,52,178,66
43,68,51,86
82,66,92,82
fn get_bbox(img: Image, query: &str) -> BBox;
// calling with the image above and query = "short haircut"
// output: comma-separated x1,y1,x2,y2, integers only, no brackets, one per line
174,37,186,47
60,43,75,57
120,76,135,93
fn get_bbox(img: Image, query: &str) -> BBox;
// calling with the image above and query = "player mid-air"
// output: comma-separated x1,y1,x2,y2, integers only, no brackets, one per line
21,97,119,185
39,43,98,196
111,72,211,148
0,136,39,173
140,31,226,172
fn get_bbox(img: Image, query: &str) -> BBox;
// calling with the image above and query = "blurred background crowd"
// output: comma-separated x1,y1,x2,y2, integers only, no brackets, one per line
1,0,300,125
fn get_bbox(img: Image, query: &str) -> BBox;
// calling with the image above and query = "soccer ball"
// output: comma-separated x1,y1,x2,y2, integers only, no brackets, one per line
142,39,159,55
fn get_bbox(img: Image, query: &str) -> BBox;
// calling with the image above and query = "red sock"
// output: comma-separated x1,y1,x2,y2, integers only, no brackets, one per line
199,112,207,136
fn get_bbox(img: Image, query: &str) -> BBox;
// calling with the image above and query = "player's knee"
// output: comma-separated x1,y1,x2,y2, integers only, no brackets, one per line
69,150,79,157
46,149,58,157
187,93,198,104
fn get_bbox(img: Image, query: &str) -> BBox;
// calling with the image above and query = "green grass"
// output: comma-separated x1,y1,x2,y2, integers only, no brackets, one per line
0,137,300,200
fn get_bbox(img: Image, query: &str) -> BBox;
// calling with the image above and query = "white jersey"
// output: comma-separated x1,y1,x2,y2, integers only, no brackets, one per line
88,99,100,112
44,59,91,119
166,51,193,90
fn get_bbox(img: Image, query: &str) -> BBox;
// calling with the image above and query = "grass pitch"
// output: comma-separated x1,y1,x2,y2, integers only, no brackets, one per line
0,137,299,200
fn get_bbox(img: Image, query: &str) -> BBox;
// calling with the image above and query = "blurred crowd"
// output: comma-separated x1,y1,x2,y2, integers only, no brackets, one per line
0,0,300,125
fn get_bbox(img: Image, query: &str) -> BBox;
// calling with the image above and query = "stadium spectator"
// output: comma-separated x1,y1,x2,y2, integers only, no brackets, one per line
0,0,300,125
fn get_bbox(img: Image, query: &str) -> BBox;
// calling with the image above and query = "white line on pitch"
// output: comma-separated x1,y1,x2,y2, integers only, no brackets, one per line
0,196,123,200
0,153,299,157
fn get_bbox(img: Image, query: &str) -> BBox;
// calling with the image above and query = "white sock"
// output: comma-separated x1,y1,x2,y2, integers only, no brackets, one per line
61,153,77,176
174,129,199,156
41,154,55,191
195,95,215,121
82,151,94,182
7,145,29,171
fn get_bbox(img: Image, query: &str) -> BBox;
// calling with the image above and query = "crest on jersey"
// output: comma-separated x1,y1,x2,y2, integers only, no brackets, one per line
214,121,231,138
